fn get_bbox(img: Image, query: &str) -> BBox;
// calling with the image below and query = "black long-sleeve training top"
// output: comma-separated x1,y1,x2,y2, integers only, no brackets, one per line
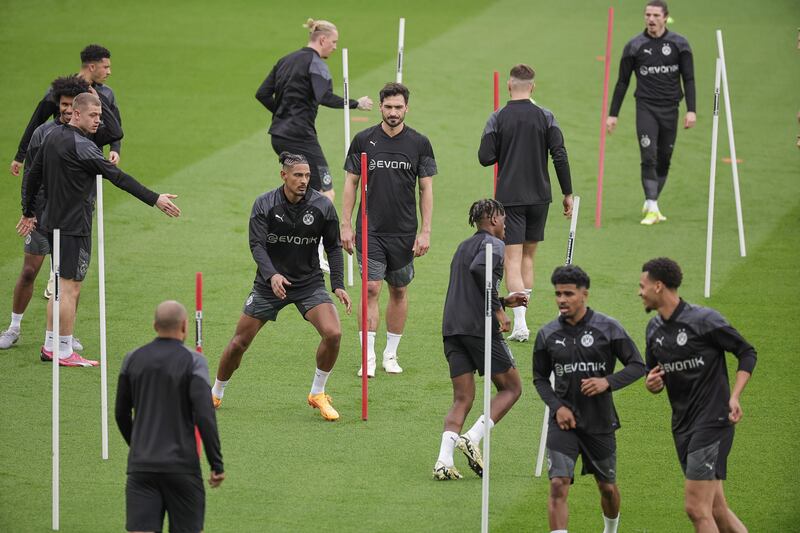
609,29,696,116
23,123,157,236
533,309,646,434
256,47,357,141
478,99,572,206
115,337,223,475
13,81,123,163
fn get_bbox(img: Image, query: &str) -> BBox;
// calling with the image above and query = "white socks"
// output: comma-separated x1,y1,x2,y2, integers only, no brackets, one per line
384,332,402,357
310,368,330,395
44,330,54,351
10,313,23,331
58,335,72,359
645,199,659,212
603,514,619,533
465,415,495,445
358,331,377,361
437,431,458,465
212,379,229,399
511,289,531,331
551,530,568,533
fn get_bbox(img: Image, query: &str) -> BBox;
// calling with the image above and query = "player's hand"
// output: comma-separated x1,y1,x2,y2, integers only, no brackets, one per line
357,96,373,111
270,274,291,299
495,308,511,332
340,223,355,254
208,470,225,488
606,116,618,134
562,194,574,218
503,291,528,308
412,231,430,257
16,216,36,237
645,365,665,393
108,151,120,165
555,406,577,431
728,396,743,424
10,160,22,176
156,193,181,217
334,288,352,314
683,112,697,129
580,377,610,397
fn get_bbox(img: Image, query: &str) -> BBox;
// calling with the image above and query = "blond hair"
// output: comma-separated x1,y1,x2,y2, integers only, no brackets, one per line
303,18,337,42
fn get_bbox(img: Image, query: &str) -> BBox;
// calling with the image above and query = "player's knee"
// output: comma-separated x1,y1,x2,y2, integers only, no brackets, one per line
19,264,38,285
366,282,382,299
453,388,474,406
685,500,712,523
549,477,570,499
320,326,342,347
387,285,407,301
230,334,252,355
597,481,617,499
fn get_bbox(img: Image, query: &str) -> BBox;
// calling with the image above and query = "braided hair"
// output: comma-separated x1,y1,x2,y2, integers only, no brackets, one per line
279,151,309,168
468,198,505,227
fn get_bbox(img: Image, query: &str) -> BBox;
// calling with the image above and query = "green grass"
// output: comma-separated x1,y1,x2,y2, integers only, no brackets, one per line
1,0,799,531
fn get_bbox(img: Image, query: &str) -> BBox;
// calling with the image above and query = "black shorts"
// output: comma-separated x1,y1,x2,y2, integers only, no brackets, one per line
547,425,617,483
503,204,549,244
244,283,332,322
46,233,91,282
24,229,50,256
443,334,516,378
674,425,734,481
126,472,205,533
355,234,415,287
271,135,333,192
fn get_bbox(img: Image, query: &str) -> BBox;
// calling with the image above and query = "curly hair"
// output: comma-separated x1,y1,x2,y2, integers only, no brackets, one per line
50,75,90,104
551,265,591,289
80,44,111,64
642,257,682,289
468,198,505,227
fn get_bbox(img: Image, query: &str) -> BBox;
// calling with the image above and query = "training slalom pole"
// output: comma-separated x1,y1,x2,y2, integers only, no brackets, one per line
704,60,722,299
492,71,499,195
480,242,493,533
360,152,369,421
343,48,354,286
595,7,614,229
716,30,746,257
535,196,581,477
194,272,204,456
396,18,405,83
96,176,109,460
52,229,61,530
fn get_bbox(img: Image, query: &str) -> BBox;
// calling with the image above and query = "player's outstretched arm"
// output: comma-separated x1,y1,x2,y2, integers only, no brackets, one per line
356,96,373,110
155,193,181,217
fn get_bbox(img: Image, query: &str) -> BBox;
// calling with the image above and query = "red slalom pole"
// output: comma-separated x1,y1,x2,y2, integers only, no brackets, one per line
493,71,500,195
595,7,614,228
194,272,204,457
360,152,369,421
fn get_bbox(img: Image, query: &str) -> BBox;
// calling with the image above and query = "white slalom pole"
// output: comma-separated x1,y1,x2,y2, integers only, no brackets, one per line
705,60,722,298
396,18,405,83
52,229,60,530
481,241,492,533
716,30,746,257
343,48,354,286
96,176,109,459
535,196,580,477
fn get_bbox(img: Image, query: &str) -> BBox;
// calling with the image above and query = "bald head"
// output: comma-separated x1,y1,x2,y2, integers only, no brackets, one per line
154,300,188,339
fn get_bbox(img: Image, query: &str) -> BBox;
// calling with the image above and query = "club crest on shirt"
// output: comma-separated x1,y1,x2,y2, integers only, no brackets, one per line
303,213,314,225
640,134,651,148
25,235,31,245
322,173,332,186
661,43,672,56
676,329,688,346
580,332,594,347
246,294,254,306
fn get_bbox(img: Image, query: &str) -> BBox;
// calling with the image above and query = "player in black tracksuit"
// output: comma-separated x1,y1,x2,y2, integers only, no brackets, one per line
116,301,224,533
212,152,351,421
640,257,754,532
433,199,527,481
607,2,696,224
534,265,645,533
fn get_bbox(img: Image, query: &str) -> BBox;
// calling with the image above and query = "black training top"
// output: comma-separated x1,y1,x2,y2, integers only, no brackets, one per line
534,309,646,434
645,300,756,435
344,123,437,237
478,99,572,207
13,81,123,163
609,29,696,116
249,185,344,294
442,230,505,338
256,47,358,141
23,123,156,236
115,337,224,475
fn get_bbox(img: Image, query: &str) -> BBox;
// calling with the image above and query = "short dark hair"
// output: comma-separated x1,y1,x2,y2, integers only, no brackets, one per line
279,151,308,167
80,44,111,64
50,75,90,104
468,199,505,227
642,257,682,288
509,64,535,82
379,82,409,104
551,265,590,289
646,0,669,15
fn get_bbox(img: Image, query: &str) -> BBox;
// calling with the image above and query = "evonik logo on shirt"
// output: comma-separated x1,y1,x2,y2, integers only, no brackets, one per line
661,356,704,374
554,361,606,377
266,234,319,245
